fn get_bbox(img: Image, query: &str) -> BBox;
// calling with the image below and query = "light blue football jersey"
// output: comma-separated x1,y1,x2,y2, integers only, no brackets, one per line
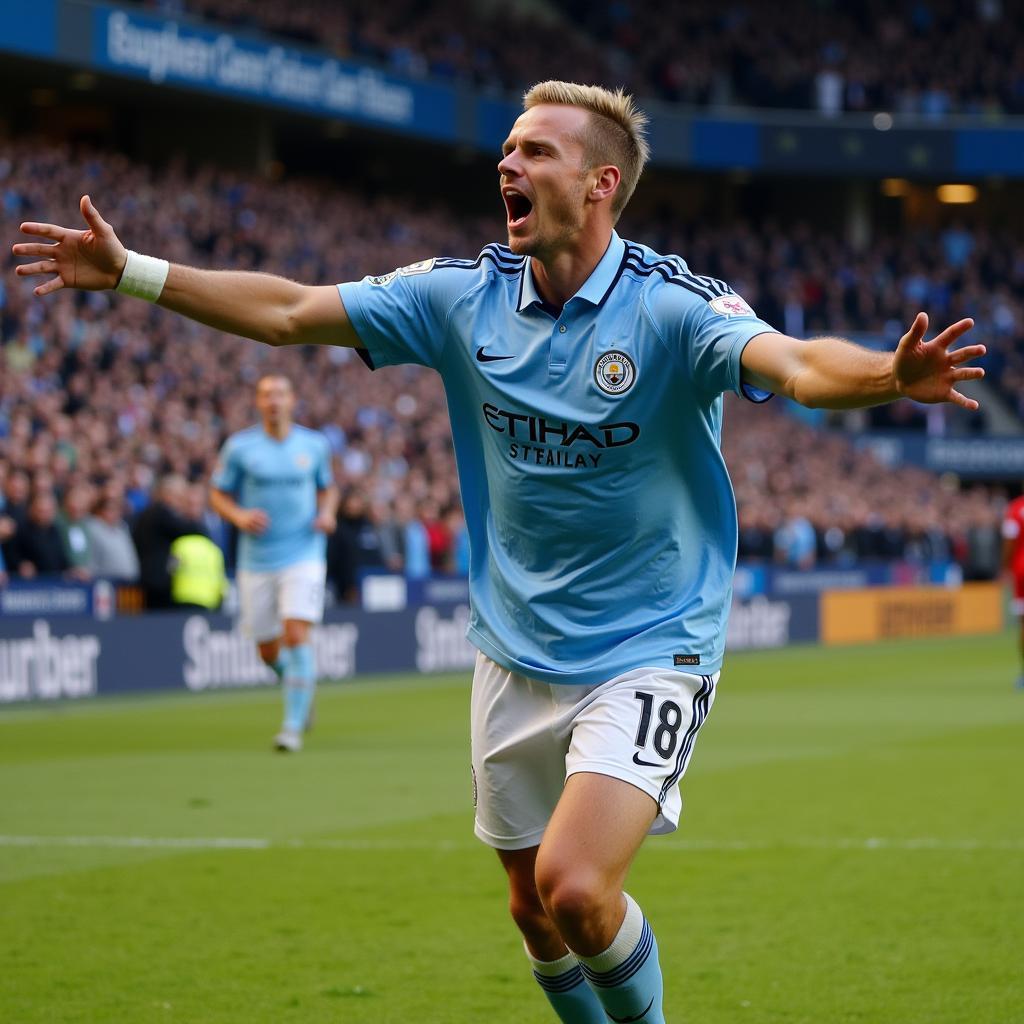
338,232,777,685
212,425,333,572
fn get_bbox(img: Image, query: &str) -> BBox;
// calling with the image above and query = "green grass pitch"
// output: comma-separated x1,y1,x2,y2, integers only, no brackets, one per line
2,632,1022,1023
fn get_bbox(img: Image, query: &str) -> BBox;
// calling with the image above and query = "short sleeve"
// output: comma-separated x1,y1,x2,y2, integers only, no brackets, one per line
338,259,474,371
211,438,242,493
649,283,779,401
1003,516,1020,540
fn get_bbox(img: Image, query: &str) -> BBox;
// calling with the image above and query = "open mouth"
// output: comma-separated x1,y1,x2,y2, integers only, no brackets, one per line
503,188,534,228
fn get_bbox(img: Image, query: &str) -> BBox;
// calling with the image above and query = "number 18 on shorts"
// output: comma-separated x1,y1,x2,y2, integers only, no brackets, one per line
470,653,719,850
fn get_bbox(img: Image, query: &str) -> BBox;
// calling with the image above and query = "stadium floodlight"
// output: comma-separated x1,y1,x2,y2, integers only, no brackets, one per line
936,184,979,204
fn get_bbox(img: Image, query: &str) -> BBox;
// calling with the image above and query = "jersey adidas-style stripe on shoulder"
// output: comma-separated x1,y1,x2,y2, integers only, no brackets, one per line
622,244,735,302
435,243,525,276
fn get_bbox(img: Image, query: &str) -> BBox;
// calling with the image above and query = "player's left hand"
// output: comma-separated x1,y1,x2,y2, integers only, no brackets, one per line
893,313,986,410
313,511,337,534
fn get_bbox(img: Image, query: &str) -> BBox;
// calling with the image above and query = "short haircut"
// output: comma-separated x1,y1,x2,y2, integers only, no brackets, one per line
256,374,293,392
523,80,650,220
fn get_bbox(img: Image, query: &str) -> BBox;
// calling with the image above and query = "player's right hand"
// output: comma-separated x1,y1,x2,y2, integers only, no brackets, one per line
12,195,127,296
236,508,270,535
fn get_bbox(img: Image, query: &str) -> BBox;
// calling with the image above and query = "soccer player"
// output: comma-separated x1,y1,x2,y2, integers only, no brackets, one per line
1001,492,1024,688
13,81,985,1023
209,374,338,751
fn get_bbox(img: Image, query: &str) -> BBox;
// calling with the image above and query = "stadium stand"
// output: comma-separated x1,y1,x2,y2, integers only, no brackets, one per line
0,136,1006,593
132,0,1024,114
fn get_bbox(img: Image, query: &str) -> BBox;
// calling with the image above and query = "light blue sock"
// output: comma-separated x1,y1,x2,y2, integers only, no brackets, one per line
527,946,606,1024
270,652,288,681
276,647,296,728
283,643,316,733
577,894,665,1024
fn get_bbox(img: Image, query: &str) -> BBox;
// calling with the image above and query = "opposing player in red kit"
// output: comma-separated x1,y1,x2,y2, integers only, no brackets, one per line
1002,494,1024,688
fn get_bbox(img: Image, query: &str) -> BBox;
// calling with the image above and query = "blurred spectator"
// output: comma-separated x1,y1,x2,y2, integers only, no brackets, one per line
738,506,778,562
84,494,141,581
421,499,452,572
131,474,201,608
446,507,470,575
329,491,387,601
6,491,72,579
169,530,227,611
395,494,431,580
184,483,230,562
372,500,406,573
3,470,31,536
962,504,1002,581
773,501,818,570
58,484,94,576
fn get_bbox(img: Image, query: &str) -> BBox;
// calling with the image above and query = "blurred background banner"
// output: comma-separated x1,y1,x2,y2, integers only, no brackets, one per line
820,582,1003,646
0,600,472,703
0,594,793,704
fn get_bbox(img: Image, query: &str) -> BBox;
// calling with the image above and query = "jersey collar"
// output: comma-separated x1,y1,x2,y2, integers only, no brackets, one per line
515,231,628,314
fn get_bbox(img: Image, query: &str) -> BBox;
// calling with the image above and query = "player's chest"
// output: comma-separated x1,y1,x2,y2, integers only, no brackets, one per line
239,445,312,486
447,302,668,419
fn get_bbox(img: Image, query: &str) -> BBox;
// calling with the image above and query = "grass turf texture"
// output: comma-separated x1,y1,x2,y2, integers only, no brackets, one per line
1,632,1022,1023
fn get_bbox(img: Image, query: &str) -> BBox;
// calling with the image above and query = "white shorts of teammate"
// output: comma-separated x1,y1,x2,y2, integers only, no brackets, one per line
236,560,327,642
471,651,719,850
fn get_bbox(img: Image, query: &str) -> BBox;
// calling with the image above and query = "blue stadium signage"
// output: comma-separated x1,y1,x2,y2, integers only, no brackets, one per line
90,6,458,139
6,2,1024,175
0,2,57,59
856,433,1024,479
0,595,817,703
0,581,115,619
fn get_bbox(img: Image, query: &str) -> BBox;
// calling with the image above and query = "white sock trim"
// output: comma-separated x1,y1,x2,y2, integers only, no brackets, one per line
524,941,578,977
115,250,169,302
573,893,645,973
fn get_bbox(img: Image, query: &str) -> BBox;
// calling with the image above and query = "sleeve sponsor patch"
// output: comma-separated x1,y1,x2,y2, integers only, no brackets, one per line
398,258,435,276
709,294,755,318
368,258,436,286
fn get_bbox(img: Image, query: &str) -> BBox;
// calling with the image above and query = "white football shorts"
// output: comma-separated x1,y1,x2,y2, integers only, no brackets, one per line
236,560,327,642
470,651,719,850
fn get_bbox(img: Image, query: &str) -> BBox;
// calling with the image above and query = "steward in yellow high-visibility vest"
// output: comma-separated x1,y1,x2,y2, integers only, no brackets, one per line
169,534,227,611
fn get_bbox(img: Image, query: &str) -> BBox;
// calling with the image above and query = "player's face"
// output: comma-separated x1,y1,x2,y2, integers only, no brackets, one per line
256,377,294,426
498,105,593,258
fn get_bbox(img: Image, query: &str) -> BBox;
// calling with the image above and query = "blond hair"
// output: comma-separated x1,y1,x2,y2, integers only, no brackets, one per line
523,80,650,220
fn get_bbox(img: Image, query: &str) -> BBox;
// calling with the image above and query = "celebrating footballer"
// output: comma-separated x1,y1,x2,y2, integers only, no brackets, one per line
13,80,985,1024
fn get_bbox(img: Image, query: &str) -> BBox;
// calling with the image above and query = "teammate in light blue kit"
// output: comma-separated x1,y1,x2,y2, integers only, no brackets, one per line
17,81,985,1024
210,375,338,752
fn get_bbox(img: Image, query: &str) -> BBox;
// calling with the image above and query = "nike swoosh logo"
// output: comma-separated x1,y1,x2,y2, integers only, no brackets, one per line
476,346,513,363
608,996,656,1023
632,752,662,768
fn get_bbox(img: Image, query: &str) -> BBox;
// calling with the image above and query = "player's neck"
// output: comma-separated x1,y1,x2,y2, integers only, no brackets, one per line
530,228,613,311
262,419,292,440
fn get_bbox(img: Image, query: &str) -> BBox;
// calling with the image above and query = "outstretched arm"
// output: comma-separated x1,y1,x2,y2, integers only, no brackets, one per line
741,313,985,410
12,195,361,349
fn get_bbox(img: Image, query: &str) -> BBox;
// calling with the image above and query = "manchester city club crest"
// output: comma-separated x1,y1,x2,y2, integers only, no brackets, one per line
594,350,636,395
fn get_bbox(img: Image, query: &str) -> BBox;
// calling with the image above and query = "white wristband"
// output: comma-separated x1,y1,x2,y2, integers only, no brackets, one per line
115,250,169,302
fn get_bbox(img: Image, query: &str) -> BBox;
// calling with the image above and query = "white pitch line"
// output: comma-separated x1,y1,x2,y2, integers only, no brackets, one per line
0,835,271,849
1,835,1022,852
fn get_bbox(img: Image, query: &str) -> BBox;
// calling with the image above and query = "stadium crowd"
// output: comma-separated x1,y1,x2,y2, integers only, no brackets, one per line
139,0,1024,117
0,137,1009,597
